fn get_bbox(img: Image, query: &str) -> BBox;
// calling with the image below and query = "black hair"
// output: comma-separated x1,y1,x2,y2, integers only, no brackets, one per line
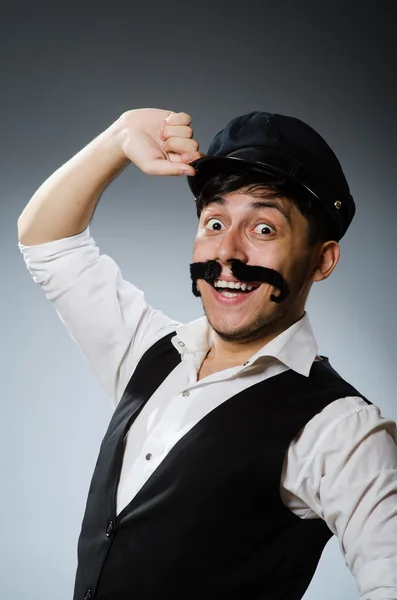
195,169,338,246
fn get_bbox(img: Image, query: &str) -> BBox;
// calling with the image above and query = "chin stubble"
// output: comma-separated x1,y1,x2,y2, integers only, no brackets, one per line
202,301,289,343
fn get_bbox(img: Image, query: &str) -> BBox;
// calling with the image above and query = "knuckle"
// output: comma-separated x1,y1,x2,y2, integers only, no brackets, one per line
189,139,199,151
162,125,192,140
169,136,184,149
177,111,192,125
163,137,176,150
161,125,171,139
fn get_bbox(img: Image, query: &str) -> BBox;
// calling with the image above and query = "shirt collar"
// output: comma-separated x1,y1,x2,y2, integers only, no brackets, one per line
172,312,318,378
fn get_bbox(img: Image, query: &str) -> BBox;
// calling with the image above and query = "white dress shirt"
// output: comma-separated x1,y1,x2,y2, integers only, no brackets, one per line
19,227,397,598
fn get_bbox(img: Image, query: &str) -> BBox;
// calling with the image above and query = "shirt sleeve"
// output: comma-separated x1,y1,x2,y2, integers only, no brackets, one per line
19,227,180,405
282,397,397,599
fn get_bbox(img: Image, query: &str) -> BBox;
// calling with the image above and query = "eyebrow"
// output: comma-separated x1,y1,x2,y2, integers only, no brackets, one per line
205,197,292,228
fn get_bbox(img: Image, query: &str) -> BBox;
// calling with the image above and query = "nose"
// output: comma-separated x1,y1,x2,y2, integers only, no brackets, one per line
216,227,249,265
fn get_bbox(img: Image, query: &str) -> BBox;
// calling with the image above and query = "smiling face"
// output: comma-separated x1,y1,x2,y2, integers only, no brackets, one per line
192,186,338,343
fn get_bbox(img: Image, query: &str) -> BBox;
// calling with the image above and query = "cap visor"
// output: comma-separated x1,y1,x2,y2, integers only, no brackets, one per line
187,156,286,197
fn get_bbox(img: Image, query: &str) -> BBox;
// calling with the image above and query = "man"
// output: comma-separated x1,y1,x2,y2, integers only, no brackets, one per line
18,109,397,599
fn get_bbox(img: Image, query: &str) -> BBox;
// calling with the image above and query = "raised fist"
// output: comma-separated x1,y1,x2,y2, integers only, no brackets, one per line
119,108,204,176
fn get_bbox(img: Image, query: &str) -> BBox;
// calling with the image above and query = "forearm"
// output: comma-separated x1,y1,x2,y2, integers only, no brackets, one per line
17,115,130,245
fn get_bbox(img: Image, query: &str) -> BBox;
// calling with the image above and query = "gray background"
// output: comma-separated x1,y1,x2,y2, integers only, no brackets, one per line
1,1,396,598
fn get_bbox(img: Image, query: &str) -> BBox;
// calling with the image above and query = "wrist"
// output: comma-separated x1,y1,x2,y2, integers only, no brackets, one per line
96,115,132,168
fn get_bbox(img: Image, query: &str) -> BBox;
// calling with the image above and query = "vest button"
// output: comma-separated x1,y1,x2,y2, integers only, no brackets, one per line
106,520,114,538
83,590,92,600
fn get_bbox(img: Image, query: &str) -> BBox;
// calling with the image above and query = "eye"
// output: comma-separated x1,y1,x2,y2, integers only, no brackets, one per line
205,218,225,231
254,223,275,235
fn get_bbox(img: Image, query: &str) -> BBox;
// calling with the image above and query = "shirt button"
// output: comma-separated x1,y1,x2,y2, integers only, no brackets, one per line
83,590,92,600
178,341,185,347
145,453,152,460
243,361,249,366
106,520,114,538
182,390,190,397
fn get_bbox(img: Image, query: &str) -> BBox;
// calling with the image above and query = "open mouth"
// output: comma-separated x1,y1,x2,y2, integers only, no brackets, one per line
212,279,260,298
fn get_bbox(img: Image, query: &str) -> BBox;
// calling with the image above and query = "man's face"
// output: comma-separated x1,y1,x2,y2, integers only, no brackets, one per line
192,188,319,342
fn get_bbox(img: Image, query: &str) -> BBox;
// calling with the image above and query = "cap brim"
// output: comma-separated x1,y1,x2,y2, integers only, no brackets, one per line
187,155,287,198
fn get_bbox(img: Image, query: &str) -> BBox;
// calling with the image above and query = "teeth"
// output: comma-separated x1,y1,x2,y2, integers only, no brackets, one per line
222,291,238,298
214,280,258,292
214,280,245,289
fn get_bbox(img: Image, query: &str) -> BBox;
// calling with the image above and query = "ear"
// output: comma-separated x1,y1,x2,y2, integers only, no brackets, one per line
311,241,340,282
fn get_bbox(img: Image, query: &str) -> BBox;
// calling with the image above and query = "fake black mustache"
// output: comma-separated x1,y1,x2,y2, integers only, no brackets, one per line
189,259,290,303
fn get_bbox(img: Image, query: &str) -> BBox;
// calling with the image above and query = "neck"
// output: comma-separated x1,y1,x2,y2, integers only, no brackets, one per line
208,311,305,369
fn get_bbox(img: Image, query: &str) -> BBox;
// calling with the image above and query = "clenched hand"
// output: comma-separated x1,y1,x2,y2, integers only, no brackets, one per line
119,108,204,177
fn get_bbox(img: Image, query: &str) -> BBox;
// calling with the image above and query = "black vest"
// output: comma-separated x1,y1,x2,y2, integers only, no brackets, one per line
73,332,369,600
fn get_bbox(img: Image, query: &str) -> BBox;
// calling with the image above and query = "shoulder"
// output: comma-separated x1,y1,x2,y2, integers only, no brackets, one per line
287,396,396,491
